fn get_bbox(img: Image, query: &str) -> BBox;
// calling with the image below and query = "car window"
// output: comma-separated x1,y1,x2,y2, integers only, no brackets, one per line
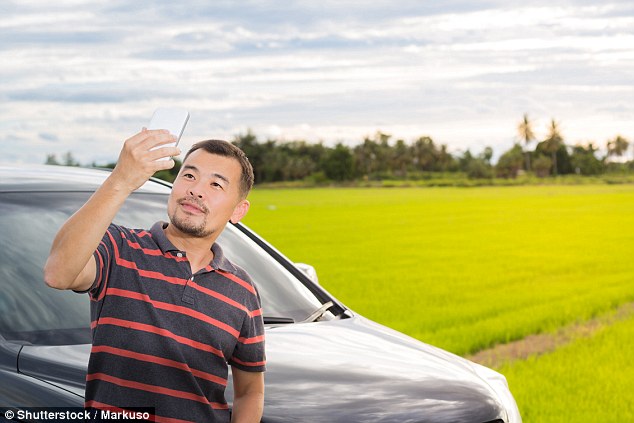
0,191,322,345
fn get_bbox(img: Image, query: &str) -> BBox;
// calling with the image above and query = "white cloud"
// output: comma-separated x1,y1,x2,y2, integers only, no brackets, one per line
2,1,634,165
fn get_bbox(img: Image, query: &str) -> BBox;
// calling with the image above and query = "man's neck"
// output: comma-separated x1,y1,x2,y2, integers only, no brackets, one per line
163,224,217,273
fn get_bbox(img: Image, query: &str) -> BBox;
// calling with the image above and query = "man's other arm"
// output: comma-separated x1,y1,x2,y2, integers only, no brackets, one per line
231,368,264,423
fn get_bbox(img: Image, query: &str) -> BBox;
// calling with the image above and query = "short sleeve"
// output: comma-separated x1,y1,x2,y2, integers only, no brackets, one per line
228,287,266,373
84,224,123,300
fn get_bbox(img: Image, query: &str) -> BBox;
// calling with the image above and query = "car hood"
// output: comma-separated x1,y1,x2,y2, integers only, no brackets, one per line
242,315,505,423
19,316,505,422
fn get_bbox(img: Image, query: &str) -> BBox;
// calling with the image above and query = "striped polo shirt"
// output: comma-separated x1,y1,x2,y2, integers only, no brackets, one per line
83,222,266,423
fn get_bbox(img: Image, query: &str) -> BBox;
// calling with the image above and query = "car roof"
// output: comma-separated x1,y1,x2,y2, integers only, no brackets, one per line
0,164,173,194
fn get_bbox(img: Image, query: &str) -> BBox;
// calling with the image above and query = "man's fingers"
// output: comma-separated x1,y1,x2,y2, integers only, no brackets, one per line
152,157,176,172
122,130,179,161
139,131,176,150
147,146,181,161
126,129,169,146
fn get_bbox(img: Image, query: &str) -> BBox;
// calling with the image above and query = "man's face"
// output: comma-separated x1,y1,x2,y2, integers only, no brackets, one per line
167,149,249,239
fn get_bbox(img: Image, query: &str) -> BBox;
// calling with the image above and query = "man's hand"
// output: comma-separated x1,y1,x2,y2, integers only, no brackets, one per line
109,129,181,193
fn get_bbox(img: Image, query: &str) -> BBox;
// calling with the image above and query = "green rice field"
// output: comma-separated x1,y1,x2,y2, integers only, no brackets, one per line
242,184,634,422
499,313,634,422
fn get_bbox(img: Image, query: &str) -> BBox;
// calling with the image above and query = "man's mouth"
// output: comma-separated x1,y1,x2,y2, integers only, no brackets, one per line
178,197,208,215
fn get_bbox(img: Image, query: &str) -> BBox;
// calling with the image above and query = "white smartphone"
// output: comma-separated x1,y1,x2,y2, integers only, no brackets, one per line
147,107,190,159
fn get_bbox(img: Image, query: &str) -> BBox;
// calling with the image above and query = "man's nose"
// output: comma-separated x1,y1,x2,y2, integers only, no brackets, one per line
188,184,204,198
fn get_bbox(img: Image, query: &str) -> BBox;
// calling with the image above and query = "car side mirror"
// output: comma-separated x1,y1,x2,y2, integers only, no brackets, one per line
295,262,319,286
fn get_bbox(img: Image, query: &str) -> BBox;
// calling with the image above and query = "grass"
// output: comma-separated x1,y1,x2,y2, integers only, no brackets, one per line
498,313,634,422
242,184,634,421
255,172,634,189
244,185,634,355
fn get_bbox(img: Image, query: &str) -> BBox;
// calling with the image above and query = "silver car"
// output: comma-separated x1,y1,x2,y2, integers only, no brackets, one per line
0,165,521,423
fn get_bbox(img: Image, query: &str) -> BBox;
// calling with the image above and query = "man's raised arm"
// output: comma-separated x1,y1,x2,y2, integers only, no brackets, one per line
44,129,180,291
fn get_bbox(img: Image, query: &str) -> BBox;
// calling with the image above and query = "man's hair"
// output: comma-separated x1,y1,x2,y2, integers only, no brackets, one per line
184,139,254,199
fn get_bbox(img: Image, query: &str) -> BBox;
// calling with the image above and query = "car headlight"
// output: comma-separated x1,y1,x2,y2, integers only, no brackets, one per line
471,362,522,423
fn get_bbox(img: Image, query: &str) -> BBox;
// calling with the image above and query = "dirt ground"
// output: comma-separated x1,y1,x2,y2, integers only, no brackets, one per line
466,302,634,368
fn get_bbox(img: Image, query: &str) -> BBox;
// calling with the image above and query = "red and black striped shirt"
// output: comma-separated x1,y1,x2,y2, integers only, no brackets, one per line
82,222,265,423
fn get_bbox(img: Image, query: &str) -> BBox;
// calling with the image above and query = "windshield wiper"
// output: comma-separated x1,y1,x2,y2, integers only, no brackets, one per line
300,301,334,323
263,316,295,325
262,301,335,326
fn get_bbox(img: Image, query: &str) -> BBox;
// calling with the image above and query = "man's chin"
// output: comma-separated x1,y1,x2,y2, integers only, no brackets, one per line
169,217,213,238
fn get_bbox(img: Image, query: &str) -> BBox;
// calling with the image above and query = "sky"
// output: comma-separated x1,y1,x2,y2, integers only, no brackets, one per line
2,0,634,165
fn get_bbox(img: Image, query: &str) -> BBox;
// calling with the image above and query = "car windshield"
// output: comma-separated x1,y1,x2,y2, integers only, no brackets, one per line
0,191,323,345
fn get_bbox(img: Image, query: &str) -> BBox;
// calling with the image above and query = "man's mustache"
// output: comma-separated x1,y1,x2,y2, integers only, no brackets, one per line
177,196,209,214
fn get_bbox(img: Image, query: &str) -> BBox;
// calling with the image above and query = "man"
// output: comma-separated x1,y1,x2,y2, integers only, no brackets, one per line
44,129,265,423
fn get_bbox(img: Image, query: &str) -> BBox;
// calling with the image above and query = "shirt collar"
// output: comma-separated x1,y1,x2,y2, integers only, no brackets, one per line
150,221,238,274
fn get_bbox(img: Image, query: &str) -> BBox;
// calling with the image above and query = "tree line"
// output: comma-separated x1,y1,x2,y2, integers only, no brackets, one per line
232,114,633,182
46,114,633,183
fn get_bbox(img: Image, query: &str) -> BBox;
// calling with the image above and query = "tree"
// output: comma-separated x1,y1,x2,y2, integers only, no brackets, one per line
467,147,494,179
391,139,410,178
62,152,80,167
606,135,629,162
517,113,536,171
542,119,564,175
353,138,380,178
570,143,604,175
411,136,439,171
456,148,492,179
496,144,524,178
481,146,494,165
260,140,288,182
232,131,265,182
45,151,80,166
534,139,573,176
436,144,457,172
533,155,552,177
45,154,60,165
322,143,354,181
458,149,474,173
466,159,493,179
280,141,325,180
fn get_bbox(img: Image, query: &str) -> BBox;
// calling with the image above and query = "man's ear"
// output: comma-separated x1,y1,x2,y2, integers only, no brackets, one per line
230,200,250,224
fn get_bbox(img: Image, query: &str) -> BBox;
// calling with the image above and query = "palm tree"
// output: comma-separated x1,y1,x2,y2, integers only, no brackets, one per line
543,119,564,175
606,135,629,162
517,113,536,171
